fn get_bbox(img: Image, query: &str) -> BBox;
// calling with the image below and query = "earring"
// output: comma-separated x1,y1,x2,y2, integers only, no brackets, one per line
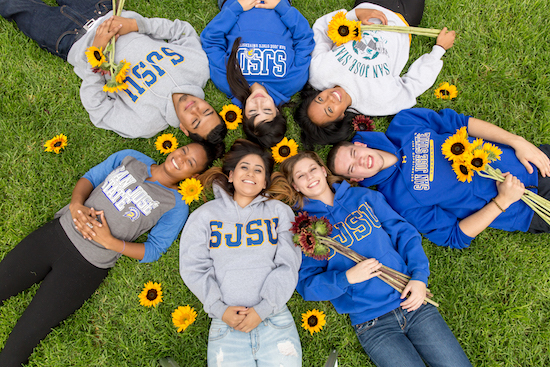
325,173,327,177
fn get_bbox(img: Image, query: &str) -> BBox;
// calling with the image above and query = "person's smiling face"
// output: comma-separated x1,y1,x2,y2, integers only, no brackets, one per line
307,87,352,126
163,143,207,182
244,84,277,125
291,157,330,200
333,142,387,180
229,154,267,207
173,94,220,139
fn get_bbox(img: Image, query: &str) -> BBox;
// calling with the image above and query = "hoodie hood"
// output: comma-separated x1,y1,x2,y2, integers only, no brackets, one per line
351,131,399,187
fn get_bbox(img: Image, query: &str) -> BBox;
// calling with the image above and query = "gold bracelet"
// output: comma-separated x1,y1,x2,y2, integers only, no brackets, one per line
491,197,505,213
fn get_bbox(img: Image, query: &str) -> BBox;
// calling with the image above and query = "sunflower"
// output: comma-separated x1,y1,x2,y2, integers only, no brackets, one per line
272,137,299,163
178,178,203,204
327,11,362,46
434,82,458,100
482,142,502,162
85,46,106,68
115,60,131,84
452,159,474,183
155,133,179,155
470,137,484,151
441,133,470,162
220,104,242,130
464,149,489,172
291,212,313,234
44,134,68,154
172,305,197,333
352,115,375,132
301,309,326,335
139,281,163,307
103,80,129,93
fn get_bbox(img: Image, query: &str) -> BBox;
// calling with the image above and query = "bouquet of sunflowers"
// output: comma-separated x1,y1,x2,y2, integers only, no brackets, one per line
84,0,130,93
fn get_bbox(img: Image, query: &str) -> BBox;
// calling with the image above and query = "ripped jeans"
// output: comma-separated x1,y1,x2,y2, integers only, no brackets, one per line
207,306,302,367
0,0,111,60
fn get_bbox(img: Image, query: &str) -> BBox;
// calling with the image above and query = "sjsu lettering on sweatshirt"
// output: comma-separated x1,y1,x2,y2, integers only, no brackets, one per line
122,47,185,103
410,132,434,191
102,165,160,215
331,31,390,79
238,43,287,77
330,203,380,259
209,218,279,248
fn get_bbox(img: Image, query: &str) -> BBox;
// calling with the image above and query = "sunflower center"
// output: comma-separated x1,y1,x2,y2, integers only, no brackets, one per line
459,165,469,175
162,140,173,149
357,122,368,131
307,315,318,327
305,235,315,247
439,89,450,96
451,142,465,155
54,141,62,147
278,146,291,157
338,25,350,37
471,157,483,168
146,289,158,301
93,50,102,61
225,111,237,122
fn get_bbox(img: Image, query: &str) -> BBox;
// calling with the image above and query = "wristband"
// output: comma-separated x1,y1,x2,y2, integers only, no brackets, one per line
119,240,126,254
491,197,505,213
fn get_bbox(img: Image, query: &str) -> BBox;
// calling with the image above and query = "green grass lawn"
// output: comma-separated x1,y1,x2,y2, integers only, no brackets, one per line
1,0,549,365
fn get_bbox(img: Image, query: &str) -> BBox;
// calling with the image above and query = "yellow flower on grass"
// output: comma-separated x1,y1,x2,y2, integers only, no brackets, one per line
272,137,299,163
220,104,243,130
178,178,203,205
155,133,179,155
452,160,474,183
441,133,470,162
139,281,163,307
328,11,361,46
85,46,106,68
434,82,458,100
44,134,68,154
482,142,502,162
301,309,326,335
172,305,197,332
464,149,489,172
115,60,131,84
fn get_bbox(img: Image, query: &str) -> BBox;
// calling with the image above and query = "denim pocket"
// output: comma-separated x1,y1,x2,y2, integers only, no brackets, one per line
208,322,230,342
354,318,377,336
266,308,295,330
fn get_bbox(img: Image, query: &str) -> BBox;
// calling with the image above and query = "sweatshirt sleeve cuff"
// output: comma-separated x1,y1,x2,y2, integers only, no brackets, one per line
430,45,446,59
336,271,351,290
274,0,291,16
346,9,360,22
209,300,228,320
410,271,429,285
229,0,245,16
254,300,272,321
455,229,474,249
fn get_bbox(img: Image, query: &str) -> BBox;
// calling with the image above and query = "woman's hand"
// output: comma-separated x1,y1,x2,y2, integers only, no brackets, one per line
238,0,260,11
70,204,103,241
355,8,388,25
511,137,550,177
400,280,426,312
435,27,455,50
92,18,122,49
109,15,138,36
255,0,281,9
345,258,382,284
222,306,248,328
234,307,262,333
88,210,116,248
495,172,525,208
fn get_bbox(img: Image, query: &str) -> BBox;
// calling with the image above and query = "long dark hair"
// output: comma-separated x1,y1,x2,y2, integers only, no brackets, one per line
226,37,287,148
199,139,278,198
295,85,357,149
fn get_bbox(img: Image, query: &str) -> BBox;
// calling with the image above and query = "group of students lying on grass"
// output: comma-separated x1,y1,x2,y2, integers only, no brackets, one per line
2,0,549,366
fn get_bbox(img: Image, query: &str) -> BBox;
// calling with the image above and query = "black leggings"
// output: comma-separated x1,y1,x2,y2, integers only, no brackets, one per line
0,219,109,366
353,0,425,27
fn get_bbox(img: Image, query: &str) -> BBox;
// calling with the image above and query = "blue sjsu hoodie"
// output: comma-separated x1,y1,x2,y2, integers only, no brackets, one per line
353,108,538,249
296,181,430,326
200,0,314,107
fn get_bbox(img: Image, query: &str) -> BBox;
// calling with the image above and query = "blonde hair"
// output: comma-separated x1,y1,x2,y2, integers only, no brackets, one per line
278,151,343,209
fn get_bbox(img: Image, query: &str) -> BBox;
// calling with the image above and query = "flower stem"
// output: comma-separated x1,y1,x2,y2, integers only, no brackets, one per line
360,24,441,38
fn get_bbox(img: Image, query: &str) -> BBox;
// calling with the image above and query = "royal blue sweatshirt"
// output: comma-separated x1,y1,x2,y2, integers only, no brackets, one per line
353,108,538,249
296,181,429,326
200,0,314,107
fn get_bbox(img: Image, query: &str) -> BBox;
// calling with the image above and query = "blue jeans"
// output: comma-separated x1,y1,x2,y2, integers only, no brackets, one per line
0,0,111,60
354,304,472,367
207,306,302,367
